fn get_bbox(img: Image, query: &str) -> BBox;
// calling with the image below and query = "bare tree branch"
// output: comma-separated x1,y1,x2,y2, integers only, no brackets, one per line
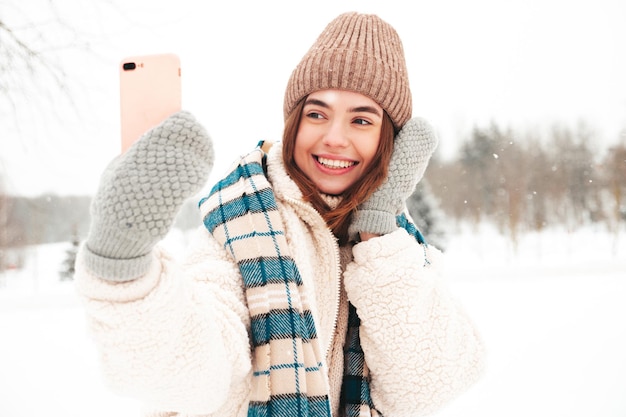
0,1,125,198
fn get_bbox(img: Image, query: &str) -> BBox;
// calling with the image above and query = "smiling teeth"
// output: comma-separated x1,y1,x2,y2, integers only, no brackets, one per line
317,157,355,169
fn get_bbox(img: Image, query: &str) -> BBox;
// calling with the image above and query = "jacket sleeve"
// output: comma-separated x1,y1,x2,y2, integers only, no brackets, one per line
343,228,485,417
74,226,252,415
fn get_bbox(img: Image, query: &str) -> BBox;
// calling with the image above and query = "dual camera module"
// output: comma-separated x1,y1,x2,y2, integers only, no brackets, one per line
123,62,141,71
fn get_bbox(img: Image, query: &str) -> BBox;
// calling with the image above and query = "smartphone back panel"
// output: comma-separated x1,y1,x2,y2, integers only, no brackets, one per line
120,53,182,152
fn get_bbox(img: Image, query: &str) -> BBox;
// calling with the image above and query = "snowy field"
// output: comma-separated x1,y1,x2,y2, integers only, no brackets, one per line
1,224,625,417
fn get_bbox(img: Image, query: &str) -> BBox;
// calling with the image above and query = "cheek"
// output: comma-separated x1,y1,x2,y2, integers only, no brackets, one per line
293,132,311,169
360,138,381,168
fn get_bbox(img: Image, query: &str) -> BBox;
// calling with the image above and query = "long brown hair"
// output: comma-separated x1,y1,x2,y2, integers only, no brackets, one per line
282,96,396,246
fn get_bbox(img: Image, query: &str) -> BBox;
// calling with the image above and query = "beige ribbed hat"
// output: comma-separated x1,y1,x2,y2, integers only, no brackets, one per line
283,12,412,129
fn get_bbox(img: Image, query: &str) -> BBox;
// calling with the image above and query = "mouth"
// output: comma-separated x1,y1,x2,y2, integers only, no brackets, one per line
315,155,357,169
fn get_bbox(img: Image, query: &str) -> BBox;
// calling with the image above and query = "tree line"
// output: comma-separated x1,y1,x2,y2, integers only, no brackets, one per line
423,121,626,246
0,193,202,270
1,120,625,270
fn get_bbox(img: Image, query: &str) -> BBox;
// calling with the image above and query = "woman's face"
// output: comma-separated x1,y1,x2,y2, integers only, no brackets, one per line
294,89,383,196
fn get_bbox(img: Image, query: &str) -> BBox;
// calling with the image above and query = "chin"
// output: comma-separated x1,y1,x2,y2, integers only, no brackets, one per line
316,183,349,196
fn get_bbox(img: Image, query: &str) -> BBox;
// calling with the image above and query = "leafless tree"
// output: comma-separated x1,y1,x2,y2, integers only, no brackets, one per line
426,119,622,246
601,136,626,253
0,1,120,269
1,2,82,131
1,2,72,262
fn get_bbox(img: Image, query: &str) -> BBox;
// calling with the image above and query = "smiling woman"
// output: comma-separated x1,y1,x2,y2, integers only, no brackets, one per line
73,11,484,417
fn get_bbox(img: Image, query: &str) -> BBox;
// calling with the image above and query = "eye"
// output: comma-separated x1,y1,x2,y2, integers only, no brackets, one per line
353,118,372,126
304,109,325,119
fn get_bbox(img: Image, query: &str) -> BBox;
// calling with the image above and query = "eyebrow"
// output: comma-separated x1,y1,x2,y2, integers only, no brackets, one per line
304,98,382,117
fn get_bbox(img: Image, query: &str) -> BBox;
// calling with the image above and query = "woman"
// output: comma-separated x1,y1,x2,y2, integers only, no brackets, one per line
76,12,484,417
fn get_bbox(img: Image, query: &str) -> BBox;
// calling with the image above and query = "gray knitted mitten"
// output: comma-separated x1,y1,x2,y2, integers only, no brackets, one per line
84,111,214,281
349,117,438,239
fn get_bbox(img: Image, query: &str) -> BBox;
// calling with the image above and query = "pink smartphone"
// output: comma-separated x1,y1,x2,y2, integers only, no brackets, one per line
119,53,182,153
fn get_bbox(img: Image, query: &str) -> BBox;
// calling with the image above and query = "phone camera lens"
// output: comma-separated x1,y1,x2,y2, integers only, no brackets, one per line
123,62,137,71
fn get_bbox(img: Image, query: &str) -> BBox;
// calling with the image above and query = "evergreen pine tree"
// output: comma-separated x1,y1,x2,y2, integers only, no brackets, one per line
406,180,448,250
59,232,80,281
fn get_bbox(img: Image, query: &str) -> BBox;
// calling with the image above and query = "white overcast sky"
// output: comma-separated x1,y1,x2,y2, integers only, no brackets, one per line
2,0,625,196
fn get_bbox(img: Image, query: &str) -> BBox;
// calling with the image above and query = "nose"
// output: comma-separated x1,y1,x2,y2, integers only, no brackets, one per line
321,120,349,148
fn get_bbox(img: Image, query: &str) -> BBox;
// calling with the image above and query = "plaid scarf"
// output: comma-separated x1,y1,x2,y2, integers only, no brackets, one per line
199,143,426,417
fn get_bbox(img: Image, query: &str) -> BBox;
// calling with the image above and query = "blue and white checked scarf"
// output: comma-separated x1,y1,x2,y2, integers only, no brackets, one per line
199,143,426,417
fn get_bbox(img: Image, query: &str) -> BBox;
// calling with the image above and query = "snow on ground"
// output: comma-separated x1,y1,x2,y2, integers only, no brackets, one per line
1,225,625,417
437,224,626,417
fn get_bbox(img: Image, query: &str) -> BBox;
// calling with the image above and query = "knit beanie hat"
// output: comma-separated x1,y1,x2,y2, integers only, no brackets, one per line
284,12,412,129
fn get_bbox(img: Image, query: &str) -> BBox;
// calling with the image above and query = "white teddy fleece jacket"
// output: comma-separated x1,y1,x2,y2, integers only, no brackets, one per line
75,144,485,417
